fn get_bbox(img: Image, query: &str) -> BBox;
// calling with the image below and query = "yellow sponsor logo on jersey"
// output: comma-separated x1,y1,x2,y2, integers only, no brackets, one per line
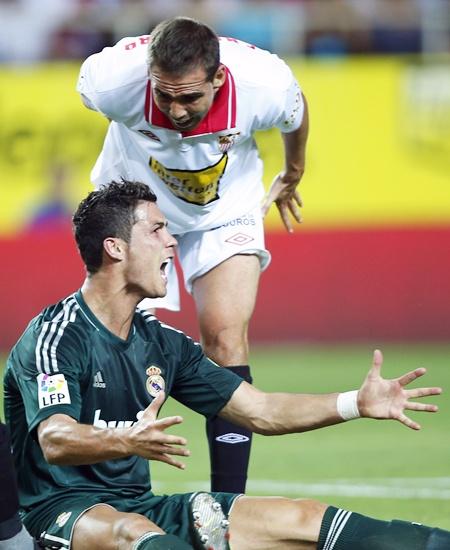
149,154,228,206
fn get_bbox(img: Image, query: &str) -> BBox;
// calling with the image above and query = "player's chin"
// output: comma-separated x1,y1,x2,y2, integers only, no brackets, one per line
157,276,169,296
140,279,167,300
173,120,196,131
171,115,202,131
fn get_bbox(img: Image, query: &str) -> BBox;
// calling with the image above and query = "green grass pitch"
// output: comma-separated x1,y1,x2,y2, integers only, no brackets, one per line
1,343,449,529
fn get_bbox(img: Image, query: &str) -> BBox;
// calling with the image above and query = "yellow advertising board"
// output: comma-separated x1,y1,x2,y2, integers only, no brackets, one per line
0,64,107,234
0,57,449,235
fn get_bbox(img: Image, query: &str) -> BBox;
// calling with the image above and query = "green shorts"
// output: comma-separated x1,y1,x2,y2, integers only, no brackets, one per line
24,490,240,549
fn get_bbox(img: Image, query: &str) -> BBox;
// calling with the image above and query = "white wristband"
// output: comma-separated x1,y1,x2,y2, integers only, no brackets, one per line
336,390,360,421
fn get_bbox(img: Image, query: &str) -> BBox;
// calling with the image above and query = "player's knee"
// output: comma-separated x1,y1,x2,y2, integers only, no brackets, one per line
112,513,164,546
291,499,327,541
201,325,248,364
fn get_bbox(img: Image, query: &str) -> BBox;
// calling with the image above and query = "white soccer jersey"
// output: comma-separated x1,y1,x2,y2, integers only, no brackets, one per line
77,35,304,234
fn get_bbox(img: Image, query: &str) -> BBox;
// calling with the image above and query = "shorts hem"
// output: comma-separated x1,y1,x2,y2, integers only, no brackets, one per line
185,249,271,294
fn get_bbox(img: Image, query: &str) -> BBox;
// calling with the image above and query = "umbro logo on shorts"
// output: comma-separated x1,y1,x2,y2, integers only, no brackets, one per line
93,371,106,388
215,433,250,444
224,233,254,246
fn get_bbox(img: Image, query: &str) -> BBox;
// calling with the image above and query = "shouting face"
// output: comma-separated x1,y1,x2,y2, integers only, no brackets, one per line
123,201,177,299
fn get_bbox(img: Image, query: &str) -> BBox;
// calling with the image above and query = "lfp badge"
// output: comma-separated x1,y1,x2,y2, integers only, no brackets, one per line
37,373,71,409
146,366,165,397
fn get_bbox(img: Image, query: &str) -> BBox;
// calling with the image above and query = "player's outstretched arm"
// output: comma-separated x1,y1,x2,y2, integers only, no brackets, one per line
218,350,442,435
38,391,190,469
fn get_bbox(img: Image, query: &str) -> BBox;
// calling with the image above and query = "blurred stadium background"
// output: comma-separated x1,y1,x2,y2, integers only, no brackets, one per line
1,0,449,528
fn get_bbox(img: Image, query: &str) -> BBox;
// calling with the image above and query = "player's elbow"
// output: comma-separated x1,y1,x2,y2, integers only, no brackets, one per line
243,393,284,436
38,429,69,464
37,416,77,465
39,436,67,464
249,393,292,436
42,445,67,465
252,418,287,436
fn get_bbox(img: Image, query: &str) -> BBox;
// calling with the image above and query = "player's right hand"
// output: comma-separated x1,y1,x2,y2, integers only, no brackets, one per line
261,172,303,233
126,391,190,469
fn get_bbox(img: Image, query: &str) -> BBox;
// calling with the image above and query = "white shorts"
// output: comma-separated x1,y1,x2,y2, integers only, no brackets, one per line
140,207,271,311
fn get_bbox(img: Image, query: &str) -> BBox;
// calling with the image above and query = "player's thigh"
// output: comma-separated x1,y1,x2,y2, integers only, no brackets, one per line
192,254,261,329
72,504,163,550
178,207,270,329
229,496,326,550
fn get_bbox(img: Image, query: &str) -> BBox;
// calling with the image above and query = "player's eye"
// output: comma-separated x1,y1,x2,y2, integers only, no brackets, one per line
181,95,202,105
155,90,171,102
152,223,165,233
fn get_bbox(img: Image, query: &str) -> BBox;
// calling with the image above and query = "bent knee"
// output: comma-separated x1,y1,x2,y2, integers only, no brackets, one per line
112,513,164,546
201,326,249,365
291,499,327,541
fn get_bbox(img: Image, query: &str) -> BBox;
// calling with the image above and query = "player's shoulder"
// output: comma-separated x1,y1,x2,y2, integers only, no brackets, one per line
30,294,94,349
135,308,200,352
219,37,294,91
7,294,90,376
37,293,82,326
79,35,149,93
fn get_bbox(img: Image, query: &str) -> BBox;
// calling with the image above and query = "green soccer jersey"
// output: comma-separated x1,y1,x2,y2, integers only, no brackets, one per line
3,290,242,514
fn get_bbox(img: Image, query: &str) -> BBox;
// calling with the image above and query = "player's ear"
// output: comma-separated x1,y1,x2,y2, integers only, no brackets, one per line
103,237,125,261
212,64,226,90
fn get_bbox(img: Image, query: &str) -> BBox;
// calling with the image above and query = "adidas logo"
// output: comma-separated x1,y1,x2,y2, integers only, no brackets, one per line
93,371,106,389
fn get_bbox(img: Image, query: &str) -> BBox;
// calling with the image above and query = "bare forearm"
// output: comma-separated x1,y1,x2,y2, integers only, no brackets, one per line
282,93,309,180
221,385,344,435
255,392,343,435
38,415,130,465
38,399,189,469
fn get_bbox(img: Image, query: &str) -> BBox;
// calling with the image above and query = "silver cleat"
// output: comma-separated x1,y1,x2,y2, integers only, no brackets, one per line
189,493,230,550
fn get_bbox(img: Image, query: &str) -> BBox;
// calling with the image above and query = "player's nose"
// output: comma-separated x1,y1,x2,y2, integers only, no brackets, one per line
164,228,178,249
169,102,188,121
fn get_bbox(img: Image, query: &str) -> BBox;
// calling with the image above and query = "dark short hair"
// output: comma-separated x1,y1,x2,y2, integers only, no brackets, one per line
148,17,220,81
73,180,157,274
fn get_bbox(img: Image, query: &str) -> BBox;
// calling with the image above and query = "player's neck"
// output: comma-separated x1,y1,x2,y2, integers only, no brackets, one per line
80,277,139,341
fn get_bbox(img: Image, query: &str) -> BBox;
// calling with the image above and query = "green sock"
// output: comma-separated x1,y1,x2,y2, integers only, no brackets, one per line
318,506,450,549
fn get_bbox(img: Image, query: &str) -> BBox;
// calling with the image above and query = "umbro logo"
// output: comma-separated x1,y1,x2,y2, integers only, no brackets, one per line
224,233,254,246
93,371,106,389
215,433,250,444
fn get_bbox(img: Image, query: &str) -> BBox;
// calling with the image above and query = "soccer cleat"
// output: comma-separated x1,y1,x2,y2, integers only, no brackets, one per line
189,493,230,550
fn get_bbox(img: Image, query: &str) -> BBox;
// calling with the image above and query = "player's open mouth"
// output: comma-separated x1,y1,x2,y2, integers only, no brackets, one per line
160,260,170,283
172,119,193,129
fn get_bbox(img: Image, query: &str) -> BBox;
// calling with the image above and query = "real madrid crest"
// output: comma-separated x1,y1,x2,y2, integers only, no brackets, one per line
146,366,165,397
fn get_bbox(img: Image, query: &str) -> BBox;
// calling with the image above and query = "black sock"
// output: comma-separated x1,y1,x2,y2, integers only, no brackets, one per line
318,506,450,549
206,365,253,493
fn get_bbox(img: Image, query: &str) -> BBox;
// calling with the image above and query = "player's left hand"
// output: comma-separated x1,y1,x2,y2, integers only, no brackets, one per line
261,172,303,233
357,350,442,430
